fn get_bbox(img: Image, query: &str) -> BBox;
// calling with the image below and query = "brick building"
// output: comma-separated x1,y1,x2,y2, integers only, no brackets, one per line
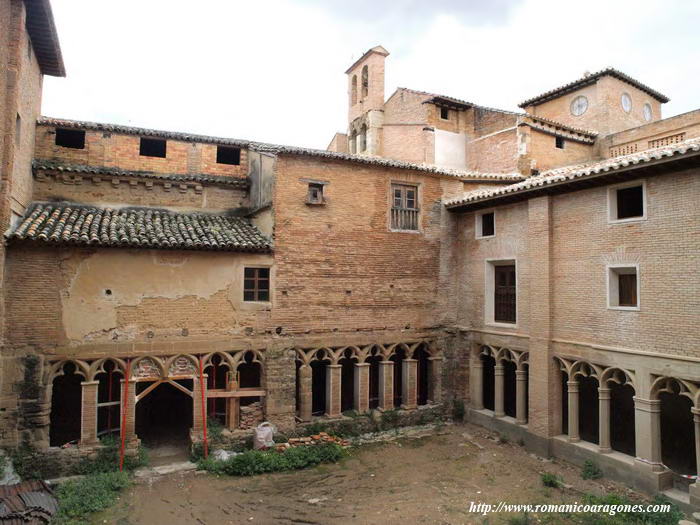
1,1,699,512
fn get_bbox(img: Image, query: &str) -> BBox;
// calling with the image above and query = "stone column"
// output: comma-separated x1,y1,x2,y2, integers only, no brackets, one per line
691,408,700,508
567,380,580,442
298,365,312,422
121,378,137,445
80,381,99,445
515,370,528,425
494,363,505,417
378,361,394,410
633,397,664,472
598,387,612,453
693,408,700,478
427,357,443,403
325,364,342,417
401,359,417,409
470,354,484,410
353,363,370,413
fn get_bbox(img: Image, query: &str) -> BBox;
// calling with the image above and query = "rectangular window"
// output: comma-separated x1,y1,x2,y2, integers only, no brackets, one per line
616,185,643,219
608,181,646,222
244,267,270,302
55,128,86,149
390,183,419,231
608,265,639,310
494,265,516,323
440,107,450,120
476,210,495,238
555,136,565,149
139,137,166,158
306,183,325,204
216,146,241,165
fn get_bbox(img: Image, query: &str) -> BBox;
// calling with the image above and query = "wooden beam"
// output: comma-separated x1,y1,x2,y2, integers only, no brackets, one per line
207,388,266,398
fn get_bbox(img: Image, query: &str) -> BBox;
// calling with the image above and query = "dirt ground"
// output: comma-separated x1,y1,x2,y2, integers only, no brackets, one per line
95,423,651,525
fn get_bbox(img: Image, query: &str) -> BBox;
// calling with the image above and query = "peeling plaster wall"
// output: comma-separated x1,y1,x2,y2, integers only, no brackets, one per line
5,245,274,349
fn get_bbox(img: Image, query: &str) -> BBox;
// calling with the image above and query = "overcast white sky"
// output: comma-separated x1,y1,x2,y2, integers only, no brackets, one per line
42,0,700,149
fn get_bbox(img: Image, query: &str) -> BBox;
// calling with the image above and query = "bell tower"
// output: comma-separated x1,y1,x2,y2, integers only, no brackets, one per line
345,46,389,155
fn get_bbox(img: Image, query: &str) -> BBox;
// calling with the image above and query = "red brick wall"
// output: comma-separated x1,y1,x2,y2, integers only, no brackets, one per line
35,125,248,178
270,155,463,334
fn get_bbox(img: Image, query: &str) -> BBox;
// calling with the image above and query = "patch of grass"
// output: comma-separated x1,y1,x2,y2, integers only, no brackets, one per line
73,435,148,475
206,417,225,442
199,442,346,477
581,459,603,480
380,409,401,429
452,399,465,422
497,433,509,444
540,472,563,488
10,444,64,480
507,513,532,525
54,471,130,525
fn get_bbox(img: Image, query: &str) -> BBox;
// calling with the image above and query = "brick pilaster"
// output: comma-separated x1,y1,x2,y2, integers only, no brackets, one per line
378,361,394,410
353,363,370,413
325,365,341,417
298,365,312,421
401,359,417,409
80,381,98,445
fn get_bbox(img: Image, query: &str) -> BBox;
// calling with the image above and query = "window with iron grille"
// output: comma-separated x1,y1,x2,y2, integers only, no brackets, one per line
391,183,419,231
494,265,516,323
244,267,270,302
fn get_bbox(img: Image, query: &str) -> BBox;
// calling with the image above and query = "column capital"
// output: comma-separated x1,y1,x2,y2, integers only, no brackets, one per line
354,362,371,368
634,396,661,413
328,364,342,369
598,387,611,399
380,361,393,365
427,356,444,362
567,380,579,392
515,370,528,380
81,381,99,386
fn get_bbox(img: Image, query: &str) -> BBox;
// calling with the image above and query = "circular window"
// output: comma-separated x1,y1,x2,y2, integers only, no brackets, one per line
621,93,632,113
643,103,652,122
570,95,588,116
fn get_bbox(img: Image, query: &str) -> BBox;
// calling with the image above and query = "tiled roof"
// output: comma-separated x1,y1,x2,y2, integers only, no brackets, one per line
253,144,524,182
0,479,57,524
38,117,524,182
23,0,65,77
445,137,700,209
33,160,249,188
9,202,272,252
522,114,598,138
519,68,669,108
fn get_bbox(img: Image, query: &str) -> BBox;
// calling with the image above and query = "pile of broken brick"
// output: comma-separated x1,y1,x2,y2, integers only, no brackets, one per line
274,432,350,452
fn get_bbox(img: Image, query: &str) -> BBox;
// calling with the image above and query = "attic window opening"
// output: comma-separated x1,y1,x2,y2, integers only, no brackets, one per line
440,107,450,120
139,137,166,158
217,146,241,165
555,136,565,149
55,128,86,149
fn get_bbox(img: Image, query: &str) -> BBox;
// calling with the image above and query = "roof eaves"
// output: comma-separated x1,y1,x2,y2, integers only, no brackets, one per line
445,137,700,209
32,160,249,188
23,0,65,77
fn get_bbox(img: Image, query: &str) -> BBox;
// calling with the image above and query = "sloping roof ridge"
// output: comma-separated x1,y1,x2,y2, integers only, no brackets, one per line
519,67,670,108
522,114,598,137
33,159,249,187
445,136,700,208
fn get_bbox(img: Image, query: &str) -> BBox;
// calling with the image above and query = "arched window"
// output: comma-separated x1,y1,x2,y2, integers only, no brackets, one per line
351,75,357,105
361,65,368,98
362,66,369,98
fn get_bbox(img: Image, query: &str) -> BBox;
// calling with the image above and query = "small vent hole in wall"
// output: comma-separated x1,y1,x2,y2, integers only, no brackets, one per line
104,289,112,296
275,326,283,335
